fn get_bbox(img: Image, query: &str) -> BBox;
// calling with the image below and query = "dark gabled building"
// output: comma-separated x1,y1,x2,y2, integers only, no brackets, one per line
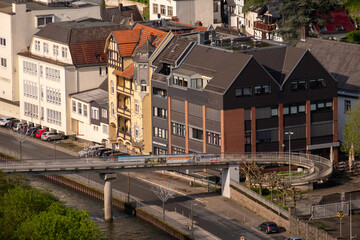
150,37,339,161
101,4,144,25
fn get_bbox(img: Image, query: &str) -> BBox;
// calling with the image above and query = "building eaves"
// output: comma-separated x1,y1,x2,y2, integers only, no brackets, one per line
18,51,71,67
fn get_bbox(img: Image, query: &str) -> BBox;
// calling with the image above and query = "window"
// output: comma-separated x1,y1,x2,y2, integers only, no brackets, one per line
111,102,115,116
1,58,7,68
134,126,139,140
43,42,49,54
153,3,158,13
254,84,270,95
190,127,203,140
190,78,203,89
171,76,188,88
83,104,88,117
153,107,167,119
345,100,351,112
213,1,219,12
154,127,168,139
172,147,185,154
207,132,221,146
283,107,289,115
37,16,53,27
309,78,325,89
160,5,166,15
24,81,38,99
291,80,306,90
154,147,167,155
103,125,108,134
236,86,252,96
61,47,67,58
53,45,59,56
45,67,60,81
102,109,107,118
141,81,147,92
93,126,98,131
72,100,76,112
172,122,185,137
153,87,167,98
311,103,317,111
92,107,99,120
111,81,114,94
23,61,37,75
35,40,40,51
46,108,61,125
78,102,82,115
167,6,173,16
24,102,39,118
0,37,6,46
135,100,139,113
298,105,306,113
290,106,298,114
271,108,278,116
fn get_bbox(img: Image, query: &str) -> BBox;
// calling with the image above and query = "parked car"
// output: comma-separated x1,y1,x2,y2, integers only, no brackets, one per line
26,126,41,136
0,117,15,127
258,222,279,234
35,128,49,138
12,122,26,132
95,148,112,158
6,119,19,129
41,132,66,141
78,145,104,157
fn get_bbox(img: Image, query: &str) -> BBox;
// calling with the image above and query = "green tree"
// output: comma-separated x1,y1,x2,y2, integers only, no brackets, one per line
242,0,269,14
0,171,28,196
340,30,360,44
277,0,340,44
341,103,360,158
15,203,104,240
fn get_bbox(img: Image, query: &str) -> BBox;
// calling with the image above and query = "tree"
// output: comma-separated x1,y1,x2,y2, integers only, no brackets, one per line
242,0,269,14
277,0,339,44
151,183,175,221
240,159,254,188
265,171,278,201
249,161,265,195
277,177,291,206
288,186,301,207
340,30,360,44
341,103,360,164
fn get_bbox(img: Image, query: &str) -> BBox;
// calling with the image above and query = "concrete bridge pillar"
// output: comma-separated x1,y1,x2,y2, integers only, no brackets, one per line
221,164,239,198
100,173,117,221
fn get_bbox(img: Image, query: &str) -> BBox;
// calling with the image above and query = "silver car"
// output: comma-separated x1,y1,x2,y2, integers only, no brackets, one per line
78,145,104,157
0,117,15,127
40,132,65,141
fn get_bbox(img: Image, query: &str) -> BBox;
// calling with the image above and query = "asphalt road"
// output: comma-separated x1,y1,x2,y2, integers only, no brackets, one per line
0,129,287,240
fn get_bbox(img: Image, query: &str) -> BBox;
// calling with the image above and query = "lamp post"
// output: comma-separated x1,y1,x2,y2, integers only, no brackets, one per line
285,131,294,180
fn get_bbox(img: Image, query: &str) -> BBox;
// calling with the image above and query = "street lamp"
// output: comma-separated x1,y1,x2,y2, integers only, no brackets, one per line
54,141,60,160
285,131,294,180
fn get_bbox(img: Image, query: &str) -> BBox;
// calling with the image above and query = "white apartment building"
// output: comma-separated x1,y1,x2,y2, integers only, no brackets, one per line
149,0,221,27
18,19,123,135
224,0,245,29
0,0,101,117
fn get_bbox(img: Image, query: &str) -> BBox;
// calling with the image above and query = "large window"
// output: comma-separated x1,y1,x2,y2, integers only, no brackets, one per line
172,122,185,137
45,67,60,81
61,47,67,58
102,109,107,119
46,108,61,125
190,127,203,140
190,78,203,89
91,107,99,120
207,132,221,146
24,81,38,99
43,42,49,54
53,45,59,57
153,4,158,13
154,147,167,155
23,61,37,75
154,127,168,139
46,87,61,105
291,80,306,90
172,76,188,88
37,16,53,28
309,78,325,89
172,147,185,154
153,107,167,119
236,86,252,96
167,6,173,16
24,102,39,118
160,5,166,15
254,84,270,95
35,40,40,51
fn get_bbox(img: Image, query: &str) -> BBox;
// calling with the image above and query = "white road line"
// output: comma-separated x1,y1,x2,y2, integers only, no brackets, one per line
135,176,207,204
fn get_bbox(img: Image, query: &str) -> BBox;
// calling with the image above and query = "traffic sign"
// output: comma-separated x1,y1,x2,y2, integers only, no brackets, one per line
337,211,344,218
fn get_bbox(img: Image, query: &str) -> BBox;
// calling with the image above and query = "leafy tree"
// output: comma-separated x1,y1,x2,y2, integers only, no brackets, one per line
15,203,104,240
277,0,340,44
340,30,360,44
242,0,269,14
341,103,360,158
0,172,28,196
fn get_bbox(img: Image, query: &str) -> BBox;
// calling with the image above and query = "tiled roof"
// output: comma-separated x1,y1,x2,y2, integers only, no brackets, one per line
113,29,141,57
113,64,134,79
69,41,107,66
192,26,208,32
133,23,167,48
314,10,356,34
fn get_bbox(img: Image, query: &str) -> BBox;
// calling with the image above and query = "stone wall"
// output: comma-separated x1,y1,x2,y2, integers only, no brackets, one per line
289,217,337,240
230,186,290,230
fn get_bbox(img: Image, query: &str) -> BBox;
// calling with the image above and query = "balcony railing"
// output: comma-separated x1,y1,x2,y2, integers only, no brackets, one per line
117,105,131,117
117,85,133,95
254,21,276,32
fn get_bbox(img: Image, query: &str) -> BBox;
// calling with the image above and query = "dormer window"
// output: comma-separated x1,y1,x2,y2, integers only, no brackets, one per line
171,75,188,88
254,84,270,95
36,15,54,28
191,78,203,90
141,80,147,92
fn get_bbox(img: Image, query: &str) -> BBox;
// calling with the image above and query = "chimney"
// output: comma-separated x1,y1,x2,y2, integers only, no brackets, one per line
12,0,26,13
118,3,123,12
300,26,308,42
195,20,202,26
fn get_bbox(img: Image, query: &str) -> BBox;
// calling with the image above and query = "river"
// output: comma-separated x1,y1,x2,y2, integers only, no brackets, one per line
29,176,174,240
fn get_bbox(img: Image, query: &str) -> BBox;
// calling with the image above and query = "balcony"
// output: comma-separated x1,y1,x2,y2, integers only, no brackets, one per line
117,77,133,95
254,21,276,32
117,94,131,117
117,117,131,140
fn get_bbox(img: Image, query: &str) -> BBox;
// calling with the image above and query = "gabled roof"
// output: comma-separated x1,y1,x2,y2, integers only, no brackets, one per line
133,24,167,49
296,38,360,92
314,10,355,34
101,5,143,23
69,41,107,66
176,45,252,94
244,46,307,85
113,64,134,79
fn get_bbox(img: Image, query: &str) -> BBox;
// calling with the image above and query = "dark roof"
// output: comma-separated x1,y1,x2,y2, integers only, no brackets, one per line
177,45,251,94
136,19,195,33
243,46,306,85
99,77,108,91
151,35,194,72
101,5,143,23
296,38,360,92
35,18,124,44
226,0,236,7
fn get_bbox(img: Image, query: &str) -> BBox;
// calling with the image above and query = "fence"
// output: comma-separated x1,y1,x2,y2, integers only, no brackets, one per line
295,199,360,219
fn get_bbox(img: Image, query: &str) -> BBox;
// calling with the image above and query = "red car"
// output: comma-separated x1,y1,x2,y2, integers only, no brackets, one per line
35,128,49,138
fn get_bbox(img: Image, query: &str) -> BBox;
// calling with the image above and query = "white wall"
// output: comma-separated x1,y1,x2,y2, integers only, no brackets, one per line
338,95,359,142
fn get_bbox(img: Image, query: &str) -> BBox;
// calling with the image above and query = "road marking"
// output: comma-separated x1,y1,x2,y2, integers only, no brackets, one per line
136,175,207,204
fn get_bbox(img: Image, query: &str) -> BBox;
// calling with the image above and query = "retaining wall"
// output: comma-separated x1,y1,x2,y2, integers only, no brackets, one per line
289,217,337,240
